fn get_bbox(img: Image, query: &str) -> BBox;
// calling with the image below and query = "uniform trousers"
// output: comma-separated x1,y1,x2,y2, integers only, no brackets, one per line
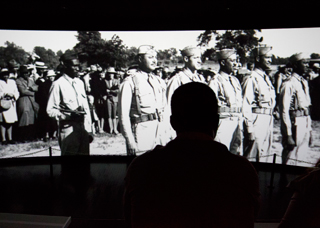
130,119,160,156
215,115,242,155
282,116,311,166
58,120,89,156
245,114,274,162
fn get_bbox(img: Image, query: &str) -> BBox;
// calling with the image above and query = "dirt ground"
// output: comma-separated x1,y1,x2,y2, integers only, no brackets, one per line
1,119,320,167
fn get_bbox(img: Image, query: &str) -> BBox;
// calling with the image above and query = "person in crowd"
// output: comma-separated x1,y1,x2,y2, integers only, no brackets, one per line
46,53,92,155
15,65,39,142
105,67,120,135
7,59,19,80
208,49,243,155
0,68,20,145
118,45,169,156
278,158,320,228
153,67,163,78
30,61,47,82
162,66,170,83
124,82,261,228
35,70,57,141
309,63,320,120
242,45,276,162
279,53,313,165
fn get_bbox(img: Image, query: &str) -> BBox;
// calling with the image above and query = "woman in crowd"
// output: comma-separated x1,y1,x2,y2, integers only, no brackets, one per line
105,67,119,135
0,68,20,145
15,65,39,142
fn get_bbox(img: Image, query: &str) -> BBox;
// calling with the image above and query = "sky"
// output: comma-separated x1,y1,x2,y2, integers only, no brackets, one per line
1,28,320,59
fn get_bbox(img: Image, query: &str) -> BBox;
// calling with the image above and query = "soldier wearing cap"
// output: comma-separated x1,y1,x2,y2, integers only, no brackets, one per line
118,45,169,156
166,46,206,139
46,53,92,155
279,53,312,165
242,45,276,162
208,49,243,154
166,46,206,106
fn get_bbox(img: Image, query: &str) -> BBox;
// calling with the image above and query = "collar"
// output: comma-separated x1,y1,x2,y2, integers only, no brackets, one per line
219,71,231,80
176,131,214,141
292,72,303,81
182,67,197,78
63,74,76,84
254,68,266,77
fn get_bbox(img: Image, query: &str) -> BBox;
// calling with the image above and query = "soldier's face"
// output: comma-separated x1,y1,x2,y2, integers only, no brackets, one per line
297,59,308,74
140,53,157,72
260,54,272,71
225,54,237,74
187,53,202,71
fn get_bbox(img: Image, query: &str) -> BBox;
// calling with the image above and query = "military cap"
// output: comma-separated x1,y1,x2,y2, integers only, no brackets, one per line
288,53,305,63
216,49,236,60
138,45,157,55
252,45,272,56
180,46,202,57
313,63,320,68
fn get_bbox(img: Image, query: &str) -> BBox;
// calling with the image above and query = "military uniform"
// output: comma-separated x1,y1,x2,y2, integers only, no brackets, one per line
209,71,243,154
242,68,276,162
279,72,312,165
118,68,170,155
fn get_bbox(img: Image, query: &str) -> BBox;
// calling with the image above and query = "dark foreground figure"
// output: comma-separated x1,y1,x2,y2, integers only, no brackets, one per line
124,82,260,228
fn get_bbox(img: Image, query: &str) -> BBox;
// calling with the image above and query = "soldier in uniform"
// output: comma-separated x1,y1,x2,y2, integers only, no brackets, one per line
208,49,243,155
118,45,170,156
166,46,206,105
166,46,206,139
242,45,276,162
279,53,312,165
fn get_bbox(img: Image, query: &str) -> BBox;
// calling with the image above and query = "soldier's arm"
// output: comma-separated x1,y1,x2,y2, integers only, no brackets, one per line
118,79,138,151
242,76,255,134
166,75,180,108
208,77,222,106
279,81,293,136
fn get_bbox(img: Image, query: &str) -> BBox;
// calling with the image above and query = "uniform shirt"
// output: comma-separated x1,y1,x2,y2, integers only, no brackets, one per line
46,74,92,132
208,71,242,117
242,68,276,133
166,67,206,105
118,69,167,147
279,73,311,135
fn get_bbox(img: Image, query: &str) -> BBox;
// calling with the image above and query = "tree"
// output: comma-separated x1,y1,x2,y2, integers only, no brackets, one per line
103,34,128,68
0,41,28,67
33,46,60,69
310,53,320,59
197,30,263,64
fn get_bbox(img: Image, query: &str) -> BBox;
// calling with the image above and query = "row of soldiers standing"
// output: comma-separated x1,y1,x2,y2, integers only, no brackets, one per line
118,44,313,165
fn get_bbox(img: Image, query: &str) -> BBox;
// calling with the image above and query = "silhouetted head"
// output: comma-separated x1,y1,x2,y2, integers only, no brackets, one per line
170,82,219,137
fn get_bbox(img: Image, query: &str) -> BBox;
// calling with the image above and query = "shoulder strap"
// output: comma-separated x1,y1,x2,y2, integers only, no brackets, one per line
131,74,142,116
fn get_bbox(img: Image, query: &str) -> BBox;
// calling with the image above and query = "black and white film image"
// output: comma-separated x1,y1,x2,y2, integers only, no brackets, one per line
0,28,320,167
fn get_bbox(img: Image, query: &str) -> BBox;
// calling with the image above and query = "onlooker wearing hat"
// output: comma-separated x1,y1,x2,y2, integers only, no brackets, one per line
0,68,20,145
208,49,243,155
47,53,92,155
31,61,47,82
279,53,312,165
166,46,206,139
7,59,20,80
36,70,57,141
118,45,170,155
105,67,120,134
242,45,276,162
15,65,39,142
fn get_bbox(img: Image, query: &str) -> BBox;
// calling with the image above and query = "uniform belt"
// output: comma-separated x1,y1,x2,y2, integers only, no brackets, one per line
289,108,310,118
252,107,273,115
131,113,158,124
218,107,242,113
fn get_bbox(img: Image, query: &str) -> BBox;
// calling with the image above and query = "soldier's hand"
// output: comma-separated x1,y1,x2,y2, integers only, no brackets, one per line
287,135,296,151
